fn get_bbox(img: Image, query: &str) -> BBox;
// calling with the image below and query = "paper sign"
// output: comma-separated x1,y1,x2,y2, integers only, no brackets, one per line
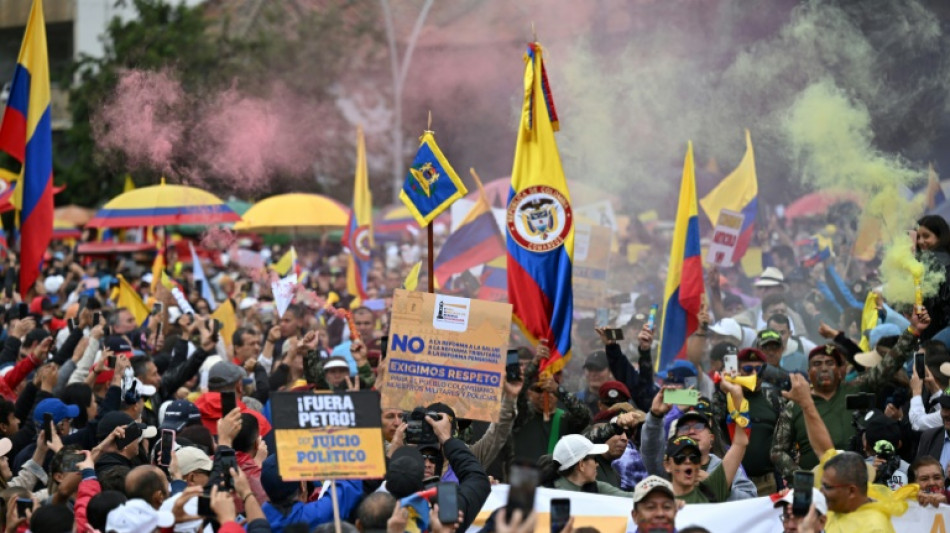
272,273,297,317
706,209,745,267
272,390,385,480
378,289,512,422
572,224,613,309
576,201,617,232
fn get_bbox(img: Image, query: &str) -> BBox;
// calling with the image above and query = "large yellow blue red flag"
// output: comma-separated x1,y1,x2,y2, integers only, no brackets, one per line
699,129,758,263
0,0,53,297
399,131,468,227
658,142,705,371
345,127,373,303
506,42,574,374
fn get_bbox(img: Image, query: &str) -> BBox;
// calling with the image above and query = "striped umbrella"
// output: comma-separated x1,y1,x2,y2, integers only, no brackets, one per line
86,178,241,228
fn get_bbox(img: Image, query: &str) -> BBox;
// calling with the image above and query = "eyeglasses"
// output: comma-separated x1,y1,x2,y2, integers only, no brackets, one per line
671,453,701,465
676,422,707,434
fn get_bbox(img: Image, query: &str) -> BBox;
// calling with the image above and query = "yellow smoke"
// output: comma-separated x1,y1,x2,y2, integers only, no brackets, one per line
880,236,944,304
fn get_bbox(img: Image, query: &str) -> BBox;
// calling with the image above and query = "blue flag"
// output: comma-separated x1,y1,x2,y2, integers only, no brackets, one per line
399,131,468,227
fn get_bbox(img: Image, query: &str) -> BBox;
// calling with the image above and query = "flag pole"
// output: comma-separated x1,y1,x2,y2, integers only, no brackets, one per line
330,479,342,533
426,110,435,293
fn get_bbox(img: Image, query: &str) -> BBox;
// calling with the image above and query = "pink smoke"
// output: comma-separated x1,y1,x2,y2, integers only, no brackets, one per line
199,226,236,251
93,70,185,172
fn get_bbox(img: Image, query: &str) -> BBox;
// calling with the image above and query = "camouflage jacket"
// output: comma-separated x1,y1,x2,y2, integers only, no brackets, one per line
770,330,917,480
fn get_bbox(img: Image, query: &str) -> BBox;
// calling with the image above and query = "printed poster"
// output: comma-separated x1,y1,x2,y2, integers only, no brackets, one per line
378,289,512,422
271,390,385,480
706,209,744,267
573,223,612,309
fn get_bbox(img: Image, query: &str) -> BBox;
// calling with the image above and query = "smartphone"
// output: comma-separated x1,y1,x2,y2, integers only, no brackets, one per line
647,304,658,331
663,388,700,406
159,429,175,467
43,413,53,443
916,352,927,378
604,328,624,341
15,498,31,519
107,355,116,369
17,303,28,320
437,482,459,524
115,422,143,450
595,308,609,328
151,302,163,316
217,448,236,491
505,349,522,383
792,470,814,517
505,462,538,520
197,494,213,517
220,391,237,417
3,268,14,299
379,335,389,360
724,354,738,374
212,319,222,343
102,325,112,337
195,279,204,295
67,318,77,332
550,498,571,533
92,311,100,327
156,320,164,340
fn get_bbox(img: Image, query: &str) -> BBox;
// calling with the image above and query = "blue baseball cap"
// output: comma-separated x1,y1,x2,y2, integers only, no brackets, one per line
656,360,698,382
33,398,80,424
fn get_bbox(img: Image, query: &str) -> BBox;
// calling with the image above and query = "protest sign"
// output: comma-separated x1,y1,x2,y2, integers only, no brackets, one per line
378,289,511,422
573,223,612,309
271,390,385,480
272,272,297,317
706,208,745,267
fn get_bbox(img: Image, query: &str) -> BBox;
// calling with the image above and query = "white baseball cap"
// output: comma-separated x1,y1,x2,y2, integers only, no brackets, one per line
106,499,175,533
552,434,608,471
777,488,828,516
709,318,742,341
632,475,675,503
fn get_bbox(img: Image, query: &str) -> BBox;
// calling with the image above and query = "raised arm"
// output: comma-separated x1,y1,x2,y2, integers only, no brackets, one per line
717,380,749,488
781,373,833,458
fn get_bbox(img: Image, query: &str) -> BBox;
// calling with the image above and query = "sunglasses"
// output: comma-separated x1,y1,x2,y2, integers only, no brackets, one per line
421,454,438,462
672,453,701,465
741,365,761,374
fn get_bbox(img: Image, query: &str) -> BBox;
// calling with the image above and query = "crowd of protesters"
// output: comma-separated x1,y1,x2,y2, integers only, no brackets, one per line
0,206,946,533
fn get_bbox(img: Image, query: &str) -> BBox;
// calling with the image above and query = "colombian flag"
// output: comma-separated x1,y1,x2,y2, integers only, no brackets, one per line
506,42,574,375
657,142,705,371
345,127,373,303
433,169,505,286
0,0,53,297
699,129,758,263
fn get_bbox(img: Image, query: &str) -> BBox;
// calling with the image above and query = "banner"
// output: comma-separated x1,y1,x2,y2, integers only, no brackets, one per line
378,289,511,422
706,209,744,267
271,390,385,480
469,486,950,533
572,223,612,309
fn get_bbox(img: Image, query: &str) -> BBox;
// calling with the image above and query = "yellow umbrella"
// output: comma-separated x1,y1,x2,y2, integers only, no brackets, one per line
234,193,350,234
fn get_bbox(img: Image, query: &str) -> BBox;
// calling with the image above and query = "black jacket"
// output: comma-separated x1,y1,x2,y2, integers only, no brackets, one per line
605,343,657,413
443,437,491,532
917,426,947,462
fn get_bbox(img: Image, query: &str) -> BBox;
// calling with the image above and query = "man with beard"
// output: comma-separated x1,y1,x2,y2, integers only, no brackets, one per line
770,310,924,481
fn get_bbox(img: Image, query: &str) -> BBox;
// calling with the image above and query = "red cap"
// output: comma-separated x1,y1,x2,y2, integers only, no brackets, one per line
737,348,767,363
598,381,631,403
808,344,844,365
96,370,114,385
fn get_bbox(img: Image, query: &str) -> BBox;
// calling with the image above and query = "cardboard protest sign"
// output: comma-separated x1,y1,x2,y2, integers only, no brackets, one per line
378,289,511,422
271,390,385,480
706,209,744,267
573,223,612,309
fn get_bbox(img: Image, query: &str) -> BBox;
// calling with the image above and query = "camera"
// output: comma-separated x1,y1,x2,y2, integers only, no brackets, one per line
872,440,901,486
846,393,875,411
758,364,791,392
405,407,443,446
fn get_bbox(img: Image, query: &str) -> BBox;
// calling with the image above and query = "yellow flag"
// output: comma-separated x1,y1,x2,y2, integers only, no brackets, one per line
150,247,165,295
124,174,136,192
858,291,879,351
272,247,297,276
117,274,150,326
700,129,758,226
211,299,238,347
403,262,422,291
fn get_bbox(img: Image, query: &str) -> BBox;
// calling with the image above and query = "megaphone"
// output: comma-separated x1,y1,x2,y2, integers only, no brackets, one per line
724,373,757,392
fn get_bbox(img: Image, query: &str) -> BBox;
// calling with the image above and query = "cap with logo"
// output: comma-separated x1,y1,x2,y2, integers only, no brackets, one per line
598,381,631,405
632,475,675,504
160,399,202,431
738,347,767,363
755,329,783,348
665,435,701,458
808,344,844,365
656,360,697,382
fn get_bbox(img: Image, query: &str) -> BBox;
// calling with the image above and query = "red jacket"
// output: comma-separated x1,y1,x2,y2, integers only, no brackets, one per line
74,475,102,533
237,451,268,504
0,355,39,401
194,392,272,436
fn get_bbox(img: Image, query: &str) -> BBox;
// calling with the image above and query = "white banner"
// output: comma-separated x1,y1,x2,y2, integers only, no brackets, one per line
470,485,950,533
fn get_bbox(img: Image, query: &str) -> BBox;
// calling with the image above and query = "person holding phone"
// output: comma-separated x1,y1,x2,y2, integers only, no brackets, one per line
596,324,659,413
773,489,828,533
91,412,147,477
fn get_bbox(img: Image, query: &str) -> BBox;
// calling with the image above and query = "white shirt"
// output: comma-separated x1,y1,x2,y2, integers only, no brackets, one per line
910,390,945,432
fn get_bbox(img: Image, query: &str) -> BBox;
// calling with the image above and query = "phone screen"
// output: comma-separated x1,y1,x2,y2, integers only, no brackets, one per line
220,391,237,417
916,353,927,378
724,354,738,374
116,422,142,450
217,449,236,490
159,429,175,467
437,482,459,524
506,462,538,520
151,303,163,316
605,328,624,341
792,471,814,516
647,304,659,331
17,303,28,320
663,388,700,406
550,498,571,533
197,495,213,517
15,498,31,519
